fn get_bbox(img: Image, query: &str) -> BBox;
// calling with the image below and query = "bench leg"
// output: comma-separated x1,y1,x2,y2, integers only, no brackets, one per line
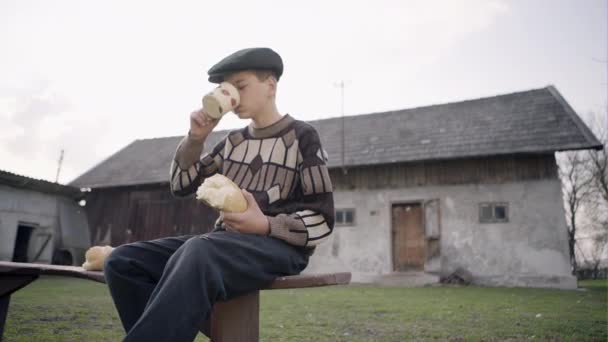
0,275,38,339
0,295,9,340
210,290,259,342
199,317,211,338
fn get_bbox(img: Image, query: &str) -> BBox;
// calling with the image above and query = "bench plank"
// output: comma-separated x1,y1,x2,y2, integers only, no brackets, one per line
269,272,352,289
0,261,351,341
0,261,105,284
0,261,352,288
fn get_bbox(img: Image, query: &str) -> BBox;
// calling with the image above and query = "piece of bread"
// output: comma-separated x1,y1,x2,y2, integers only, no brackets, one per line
82,245,115,271
196,174,248,213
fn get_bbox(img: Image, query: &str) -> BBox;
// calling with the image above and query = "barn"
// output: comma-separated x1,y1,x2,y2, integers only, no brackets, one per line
0,170,90,266
70,86,603,289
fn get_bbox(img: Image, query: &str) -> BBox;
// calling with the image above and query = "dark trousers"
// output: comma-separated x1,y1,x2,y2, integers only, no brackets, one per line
103,230,310,342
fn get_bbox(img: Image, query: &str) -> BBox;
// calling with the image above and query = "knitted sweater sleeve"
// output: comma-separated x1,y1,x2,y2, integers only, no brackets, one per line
170,132,226,197
266,126,335,247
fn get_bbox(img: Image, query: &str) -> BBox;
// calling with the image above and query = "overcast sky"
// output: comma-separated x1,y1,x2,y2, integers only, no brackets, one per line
0,0,606,184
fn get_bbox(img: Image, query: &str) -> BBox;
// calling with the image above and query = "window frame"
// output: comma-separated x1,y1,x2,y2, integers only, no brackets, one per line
335,208,356,226
478,202,509,223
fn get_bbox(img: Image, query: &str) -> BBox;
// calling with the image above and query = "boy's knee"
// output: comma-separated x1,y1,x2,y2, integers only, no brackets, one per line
171,237,219,268
181,236,213,255
104,245,131,271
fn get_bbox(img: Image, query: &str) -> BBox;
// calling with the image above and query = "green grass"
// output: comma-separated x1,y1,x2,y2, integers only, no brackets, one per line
3,277,607,341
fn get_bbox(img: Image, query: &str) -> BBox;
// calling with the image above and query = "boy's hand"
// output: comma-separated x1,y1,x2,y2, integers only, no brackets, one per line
190,108,220,140
222,189,270,235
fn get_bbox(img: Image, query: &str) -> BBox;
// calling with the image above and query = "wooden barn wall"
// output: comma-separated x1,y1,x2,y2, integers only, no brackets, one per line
84,184,218,245
329,154,558,190
84,154,556,245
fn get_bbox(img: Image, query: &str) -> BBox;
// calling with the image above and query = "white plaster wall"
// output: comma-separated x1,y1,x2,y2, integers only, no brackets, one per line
0,185,59,262
304,179,576,289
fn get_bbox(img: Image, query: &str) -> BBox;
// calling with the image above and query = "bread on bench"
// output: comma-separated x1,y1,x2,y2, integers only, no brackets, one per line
82,245,115,271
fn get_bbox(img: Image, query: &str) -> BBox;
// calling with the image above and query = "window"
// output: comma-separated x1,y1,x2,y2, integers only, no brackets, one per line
480,204,493,221
335,208,356,226
479,202,508,223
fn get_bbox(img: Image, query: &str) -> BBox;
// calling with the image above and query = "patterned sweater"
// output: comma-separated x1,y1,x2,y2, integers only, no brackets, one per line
170,114,335,249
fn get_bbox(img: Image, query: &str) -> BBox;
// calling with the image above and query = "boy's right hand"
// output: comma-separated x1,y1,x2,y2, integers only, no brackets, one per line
189,108,220,140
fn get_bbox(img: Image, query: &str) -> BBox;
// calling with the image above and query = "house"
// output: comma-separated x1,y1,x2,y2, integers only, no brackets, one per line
71,85,603,289
0,170,90,266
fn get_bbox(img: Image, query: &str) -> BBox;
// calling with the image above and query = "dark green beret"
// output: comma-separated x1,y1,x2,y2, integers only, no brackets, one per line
207,47,283,83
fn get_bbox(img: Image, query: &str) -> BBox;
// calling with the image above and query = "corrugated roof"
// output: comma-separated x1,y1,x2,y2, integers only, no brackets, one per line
0,170,82,198
70,85,603,188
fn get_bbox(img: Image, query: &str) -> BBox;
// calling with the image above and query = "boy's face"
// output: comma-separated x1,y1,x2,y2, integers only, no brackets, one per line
224,70,276,120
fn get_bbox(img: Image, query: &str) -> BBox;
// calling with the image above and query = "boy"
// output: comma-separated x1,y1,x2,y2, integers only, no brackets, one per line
104,47,335,341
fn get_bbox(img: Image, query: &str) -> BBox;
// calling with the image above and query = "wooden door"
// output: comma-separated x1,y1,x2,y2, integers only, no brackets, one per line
392,203,426,271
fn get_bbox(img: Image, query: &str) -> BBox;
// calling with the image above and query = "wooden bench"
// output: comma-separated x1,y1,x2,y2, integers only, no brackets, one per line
0,261,351,341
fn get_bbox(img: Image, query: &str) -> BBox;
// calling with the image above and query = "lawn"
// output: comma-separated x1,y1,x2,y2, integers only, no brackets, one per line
3,277,606,341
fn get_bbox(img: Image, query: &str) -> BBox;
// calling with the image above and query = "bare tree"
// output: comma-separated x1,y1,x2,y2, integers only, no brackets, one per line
558,108,608,274
585,109,608,206
589,234,608,278
576,234,608,279
584,110,608,277
558,151,595,273
572,57,608,277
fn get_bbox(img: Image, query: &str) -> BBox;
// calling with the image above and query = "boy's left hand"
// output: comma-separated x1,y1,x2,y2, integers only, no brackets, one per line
222,189,270,235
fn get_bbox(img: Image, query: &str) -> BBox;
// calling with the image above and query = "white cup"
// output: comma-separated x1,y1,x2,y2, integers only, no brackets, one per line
202,82,240,119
